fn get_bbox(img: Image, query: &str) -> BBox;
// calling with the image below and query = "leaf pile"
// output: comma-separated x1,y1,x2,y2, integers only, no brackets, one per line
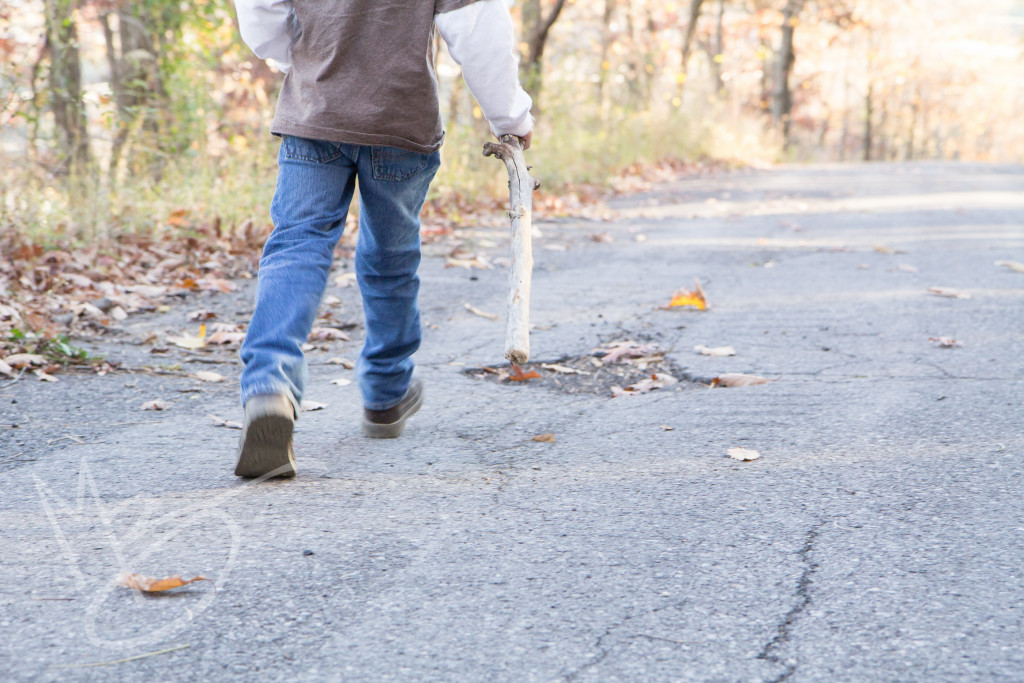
465,339,702,396
0,221,267,342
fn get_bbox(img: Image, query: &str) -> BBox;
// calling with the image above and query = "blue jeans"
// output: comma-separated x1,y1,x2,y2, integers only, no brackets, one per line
240,136,440,411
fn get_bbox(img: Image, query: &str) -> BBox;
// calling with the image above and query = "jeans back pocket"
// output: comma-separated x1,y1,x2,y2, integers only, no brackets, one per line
371,146,437,182
281,136,346,164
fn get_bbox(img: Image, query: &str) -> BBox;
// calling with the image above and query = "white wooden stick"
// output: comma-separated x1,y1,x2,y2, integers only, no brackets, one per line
483,135,539,364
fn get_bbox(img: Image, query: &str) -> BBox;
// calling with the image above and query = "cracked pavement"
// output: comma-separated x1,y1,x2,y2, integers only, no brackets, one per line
2,162,1023,681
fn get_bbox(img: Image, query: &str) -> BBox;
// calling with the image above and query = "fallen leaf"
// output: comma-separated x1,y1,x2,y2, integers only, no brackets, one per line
206,331,245,345
533,433,555,442
873,244,893,254
35,369,60,382
464,303,499,321
624,372,678,394
326,357,356,369
659,425,674,431
896,263,919,273
694,344,736,357
665,278,707,310
445,255,492,270
508,363,542,381
995,260,1024,273
309,327,350,341
110,306,128,321
168,325,207,350
2,353,47,368
0,359,12,376
333,272,357,287
194,370,226,383
727,447,761,461
595,340,660,363
927,287,970,299
141,400,169,411
301,400,327,411
588,232,613,243
196,277,235,294
331,378,352,386
710,373,773,388
208,414,242,429
115,572,210,593
541,363,589,375
930,336,963,348
188,309,217,321
323,294,342,307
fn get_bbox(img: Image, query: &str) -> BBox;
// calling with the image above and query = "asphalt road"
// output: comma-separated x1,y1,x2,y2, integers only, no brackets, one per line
2,162,1023,682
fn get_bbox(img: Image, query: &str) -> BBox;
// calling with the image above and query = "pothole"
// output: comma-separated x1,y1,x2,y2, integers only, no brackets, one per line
462,339,709,397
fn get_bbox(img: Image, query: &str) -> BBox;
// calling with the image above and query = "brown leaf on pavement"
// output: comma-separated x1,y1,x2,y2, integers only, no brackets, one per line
194,370,226,383
206,331,245,345
594,340,660,363
115,572,210,593
927,287,970,299
34,369,60,382
664,278,707,310
141,400,169,411
508,363,542,381
995,260,1024,273
333,272,357,288
464,303,499,320
611,373,678,396
533,433,555,442
168,324,207,350
694,344,736,357
2,353,47,368
208,414,242,429
309,327,350,342
0,359,12,376
727,447,761,461
188,309,217,321
541,363,589,375
710,373,773,388
930,336,963,348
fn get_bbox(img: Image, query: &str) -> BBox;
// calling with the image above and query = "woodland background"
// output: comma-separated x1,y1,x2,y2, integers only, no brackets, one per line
1,0,1023,241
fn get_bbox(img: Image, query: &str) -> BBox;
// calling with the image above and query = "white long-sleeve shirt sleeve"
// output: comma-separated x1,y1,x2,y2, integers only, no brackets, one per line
235,0,297,73
435,0,534,138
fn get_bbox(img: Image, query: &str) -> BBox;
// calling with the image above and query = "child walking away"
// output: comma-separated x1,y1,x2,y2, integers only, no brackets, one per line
232,0,534,478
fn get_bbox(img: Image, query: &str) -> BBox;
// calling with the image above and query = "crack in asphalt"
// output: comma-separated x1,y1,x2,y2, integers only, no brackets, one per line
561,597,690,681
756,520,825,683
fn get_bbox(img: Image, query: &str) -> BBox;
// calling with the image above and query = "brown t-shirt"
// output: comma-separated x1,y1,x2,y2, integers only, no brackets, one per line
271,0,479,154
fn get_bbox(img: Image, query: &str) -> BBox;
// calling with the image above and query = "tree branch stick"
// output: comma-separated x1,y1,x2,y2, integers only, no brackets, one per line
483,135,539,364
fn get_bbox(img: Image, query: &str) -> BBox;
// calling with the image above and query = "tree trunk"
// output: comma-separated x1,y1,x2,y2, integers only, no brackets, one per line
596,0,617,108
104,7,162,181
520,0,568,102
709,0,725,96
771,0,803,143
679,0,704,94
44,0,89,174
863,81,873,161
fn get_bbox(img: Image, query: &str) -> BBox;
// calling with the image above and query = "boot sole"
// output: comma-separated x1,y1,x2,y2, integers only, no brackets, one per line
361,391,423,439
235,414,296,478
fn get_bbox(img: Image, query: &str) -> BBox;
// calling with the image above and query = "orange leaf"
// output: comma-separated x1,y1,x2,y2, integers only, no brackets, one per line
508,363,542,381
115,572,210,593
667,278,707,310
533,433,555,442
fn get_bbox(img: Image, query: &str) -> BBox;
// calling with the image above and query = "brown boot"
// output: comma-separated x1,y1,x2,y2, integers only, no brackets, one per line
362,379,423,438
235,394,297,478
